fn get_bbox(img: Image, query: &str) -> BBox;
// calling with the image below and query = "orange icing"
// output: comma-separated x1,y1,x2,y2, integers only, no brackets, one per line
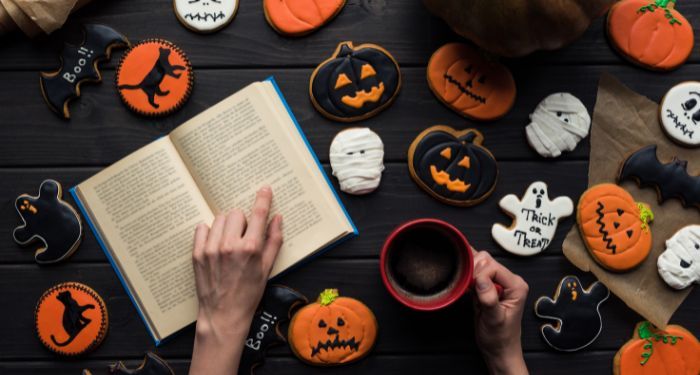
264,0,345,36
615,322,700,375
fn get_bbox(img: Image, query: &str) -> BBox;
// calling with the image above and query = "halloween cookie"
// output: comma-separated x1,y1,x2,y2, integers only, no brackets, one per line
264,0,345,36
35,282,108,356
613,321,700,375
40,24,129,119
408,126,498,207
577,184,654,272
607,0,694,71
534,276,609,352
525,93,591,158
116,39,193,117
657,225,700,290
13,179,83,264
659,82,700,147
310,42,401,122
106,352,174,375
426,43,516,121
173,0,238,33
492,181,574,256
329,128,385,195
288,289,377,366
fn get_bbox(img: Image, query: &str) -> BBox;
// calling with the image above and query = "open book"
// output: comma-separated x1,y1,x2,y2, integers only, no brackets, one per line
71,79,356,344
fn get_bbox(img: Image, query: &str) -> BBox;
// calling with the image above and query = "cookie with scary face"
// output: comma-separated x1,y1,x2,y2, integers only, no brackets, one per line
658,225,700,289
660,82,700,147
173,0,238,33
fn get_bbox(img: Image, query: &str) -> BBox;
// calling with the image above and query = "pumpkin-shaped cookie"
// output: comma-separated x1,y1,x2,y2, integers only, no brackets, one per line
288,289,377,366
408,126,498,207
577,184,654,272
427,43,516,121
264,0,346,36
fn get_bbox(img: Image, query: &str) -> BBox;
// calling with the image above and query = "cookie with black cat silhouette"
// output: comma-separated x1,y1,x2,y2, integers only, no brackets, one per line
116,39,193,117
35,282,108,356
13,179,83,264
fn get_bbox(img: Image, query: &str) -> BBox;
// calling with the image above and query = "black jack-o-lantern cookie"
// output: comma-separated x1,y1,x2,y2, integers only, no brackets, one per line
408,126,498,207
310,42,401,122
13,179,83,264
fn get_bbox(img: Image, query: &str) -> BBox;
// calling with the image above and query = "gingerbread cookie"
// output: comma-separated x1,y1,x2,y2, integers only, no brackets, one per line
40,24,129,119
13,179,82,264
107,352,174,375
525,93,591,158
35,282,108,356
288,289,377,366
173,0,238,33
408,126,498,207
534,276,609,352
657,225,700,289
607,0,694,71
577,184,654,272
310,42,401,122
264,0,345,36
660,82,700,147
427,43,516,121
492,181,573,256
329,128,385,195
116,39,193,117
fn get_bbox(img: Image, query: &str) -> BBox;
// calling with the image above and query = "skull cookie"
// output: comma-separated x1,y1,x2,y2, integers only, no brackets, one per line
658,225,700,289
173,0,239,33
329,128,385,195
659,82,700,147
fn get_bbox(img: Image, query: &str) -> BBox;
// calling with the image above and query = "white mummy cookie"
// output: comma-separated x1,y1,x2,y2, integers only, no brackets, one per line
658,225,700,289
492,181,574,256
525,93,591,158
659,82,700,147
329,128,384,195
173,0,238,33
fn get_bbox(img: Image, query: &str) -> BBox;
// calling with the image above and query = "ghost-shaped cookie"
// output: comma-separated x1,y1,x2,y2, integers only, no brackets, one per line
173,0,238,33
660,82,700,147
329,128,384,195
525,93,590,158
658,225,700,289
491,181,573,256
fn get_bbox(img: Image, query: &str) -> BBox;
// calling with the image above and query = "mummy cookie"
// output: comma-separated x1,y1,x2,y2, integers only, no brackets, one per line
264,0,345,36
657,225,700,290
329,128,384,195
492,182,573,256
173,0,238,33
525,93,591,158
534,276,609,352
13,180,83,264
659,82,700,146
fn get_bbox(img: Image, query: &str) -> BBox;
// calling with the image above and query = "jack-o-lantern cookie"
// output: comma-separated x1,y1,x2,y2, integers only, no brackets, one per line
607,0,694,71
577,184,654,272
427,43,516,121
288,289,377,366
408,126,498,207
657,225,700,290
173,0,239,33
660,82,700,147
116,39,193,117
310,42,401,122
35,282,108,356
264,0,345,36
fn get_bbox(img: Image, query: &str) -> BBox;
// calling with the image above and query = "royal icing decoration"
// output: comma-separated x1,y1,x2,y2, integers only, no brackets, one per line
657,225,700,290
525,93,591,158
264,0,345,36
614,322,700,374
492,181,573,256
102,352,174,375
659,82,700,146
329,128,385,195
173,0,238,33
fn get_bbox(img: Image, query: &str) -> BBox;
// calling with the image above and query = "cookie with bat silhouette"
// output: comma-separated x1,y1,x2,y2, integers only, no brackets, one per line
13,180,83,264
534,276,610,352
40,24,130,119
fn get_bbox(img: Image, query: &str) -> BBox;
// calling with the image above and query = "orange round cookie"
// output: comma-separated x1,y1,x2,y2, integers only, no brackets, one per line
116,39,193,116
264,0,346,36
35,282,108,356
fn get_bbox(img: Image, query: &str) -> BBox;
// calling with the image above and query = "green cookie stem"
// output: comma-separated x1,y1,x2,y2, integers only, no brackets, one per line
637,321,683,365
638,0,682,26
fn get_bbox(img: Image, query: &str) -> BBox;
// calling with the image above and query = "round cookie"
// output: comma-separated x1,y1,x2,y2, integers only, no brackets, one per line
659,82,700,147
657,225,700,290
264,0,346,36
35,282,108,356
426,43,516,121
116,39,193,117
329,128,384,195
173,0,238,33
525,93,591,158
607,0,694,71
309,42,401,122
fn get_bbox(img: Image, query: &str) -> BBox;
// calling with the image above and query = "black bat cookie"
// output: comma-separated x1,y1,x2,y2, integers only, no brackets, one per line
40,24,130,119
618,145,700,209
13,179,83,264
239,285,308,375
534,276,609,352
106,352,174,375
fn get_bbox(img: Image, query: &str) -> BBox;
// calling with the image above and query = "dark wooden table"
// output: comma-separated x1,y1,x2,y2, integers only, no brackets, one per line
2,1,699,374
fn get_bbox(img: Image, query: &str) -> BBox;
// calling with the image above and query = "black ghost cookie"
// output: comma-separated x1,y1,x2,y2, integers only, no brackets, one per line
310,41,401,122
13,179,83,264
408,126,498,207
534,276,609,352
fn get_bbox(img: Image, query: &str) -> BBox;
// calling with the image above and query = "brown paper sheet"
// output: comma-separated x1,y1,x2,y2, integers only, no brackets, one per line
563,74,698,328
0,0,90,37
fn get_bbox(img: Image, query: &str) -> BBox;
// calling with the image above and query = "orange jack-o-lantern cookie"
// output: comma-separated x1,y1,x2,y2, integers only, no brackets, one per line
35,282,108,356
577,184,654,272
288,289,377,366
116,39,193,116
427,43,516,121
264,0,346,36
607,0,694,71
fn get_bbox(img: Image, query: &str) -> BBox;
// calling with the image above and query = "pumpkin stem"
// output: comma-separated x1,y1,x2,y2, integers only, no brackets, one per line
318,289,339,306
636,203,654,232
639,1,681,25
637,321,684,365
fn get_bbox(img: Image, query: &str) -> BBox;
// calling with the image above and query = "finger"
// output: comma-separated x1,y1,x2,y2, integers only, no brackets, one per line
222,209,246,248
192,223,210,293
261,215,283,272
474,251,527,300
244,186,273,241
205,214,226,256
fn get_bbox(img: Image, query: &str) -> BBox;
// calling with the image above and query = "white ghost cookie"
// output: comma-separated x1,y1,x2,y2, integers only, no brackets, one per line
525,93,591,158
173,0,238,33
492,181,574,256
329,128,384,195
658,225,700,289
659,82,700,147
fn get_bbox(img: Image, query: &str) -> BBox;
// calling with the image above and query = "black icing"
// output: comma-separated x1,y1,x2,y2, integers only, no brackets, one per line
118,46,187,109
108,352,173,375
51,290,95,347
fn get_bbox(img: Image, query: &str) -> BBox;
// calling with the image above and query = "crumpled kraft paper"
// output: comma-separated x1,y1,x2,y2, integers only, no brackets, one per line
0,0,90,37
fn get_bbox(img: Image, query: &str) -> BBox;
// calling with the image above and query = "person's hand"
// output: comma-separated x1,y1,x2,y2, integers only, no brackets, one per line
472,251,529,375
189,186,283,375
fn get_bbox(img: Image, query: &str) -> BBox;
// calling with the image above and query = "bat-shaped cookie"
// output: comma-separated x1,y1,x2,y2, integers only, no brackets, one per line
82,352,174,375
618,145,700,209
40,24,130,119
